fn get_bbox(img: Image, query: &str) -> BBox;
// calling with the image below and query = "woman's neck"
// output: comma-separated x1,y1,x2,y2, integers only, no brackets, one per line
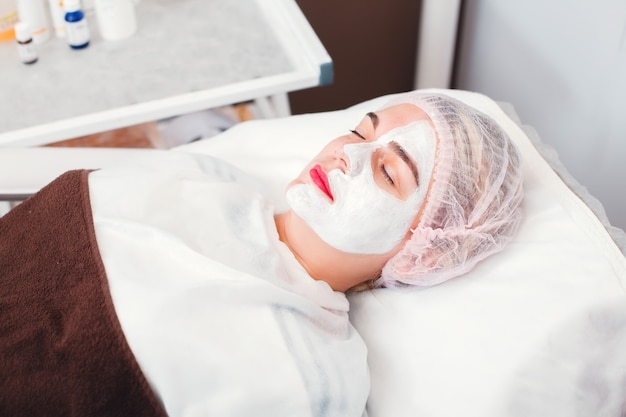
274,211,388,292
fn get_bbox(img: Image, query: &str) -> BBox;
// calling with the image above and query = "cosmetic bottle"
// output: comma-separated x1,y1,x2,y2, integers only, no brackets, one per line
48,0,66,37
94,0,136,40
64,0,89,49
0,0,19,41
15,21,38,64
15,0,50,44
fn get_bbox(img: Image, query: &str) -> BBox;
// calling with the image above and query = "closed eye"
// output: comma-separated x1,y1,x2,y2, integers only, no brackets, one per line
350,129,366,140
378,161,394,185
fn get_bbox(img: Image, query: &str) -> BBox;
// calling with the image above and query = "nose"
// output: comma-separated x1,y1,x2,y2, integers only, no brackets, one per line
326,140,350,173
342,142,373,176
327,135,366,174
337,148,350,173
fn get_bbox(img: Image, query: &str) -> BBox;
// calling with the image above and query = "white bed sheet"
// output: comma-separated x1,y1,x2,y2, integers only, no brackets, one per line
175,89,626,417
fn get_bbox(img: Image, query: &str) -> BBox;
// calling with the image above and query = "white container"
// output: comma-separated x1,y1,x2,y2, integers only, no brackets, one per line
0,0,19,41
81,0,95,15
16,0,50,44
93,0,137,41
47,0,66,37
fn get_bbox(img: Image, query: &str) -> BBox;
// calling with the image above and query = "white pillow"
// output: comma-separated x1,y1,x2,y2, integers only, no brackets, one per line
178,89,626,417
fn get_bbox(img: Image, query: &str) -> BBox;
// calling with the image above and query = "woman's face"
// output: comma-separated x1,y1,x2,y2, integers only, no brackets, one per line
285,103,437,255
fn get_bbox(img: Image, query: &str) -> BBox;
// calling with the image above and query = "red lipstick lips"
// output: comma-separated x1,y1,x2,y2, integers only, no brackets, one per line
310,164,333,201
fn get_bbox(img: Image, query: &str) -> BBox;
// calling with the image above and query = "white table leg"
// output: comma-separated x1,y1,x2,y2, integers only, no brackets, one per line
253,93,292,119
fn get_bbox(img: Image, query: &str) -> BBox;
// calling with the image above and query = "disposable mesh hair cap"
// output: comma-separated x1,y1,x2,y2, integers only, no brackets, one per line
377,92,524,287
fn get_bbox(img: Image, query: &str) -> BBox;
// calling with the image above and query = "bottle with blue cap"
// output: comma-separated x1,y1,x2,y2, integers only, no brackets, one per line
64,0,90,49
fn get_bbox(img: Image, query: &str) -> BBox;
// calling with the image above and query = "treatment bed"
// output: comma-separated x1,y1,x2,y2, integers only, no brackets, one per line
1,89,625,416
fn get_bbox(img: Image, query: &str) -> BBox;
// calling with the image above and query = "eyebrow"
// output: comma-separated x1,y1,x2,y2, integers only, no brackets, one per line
390,141,420,187
366,112,379,129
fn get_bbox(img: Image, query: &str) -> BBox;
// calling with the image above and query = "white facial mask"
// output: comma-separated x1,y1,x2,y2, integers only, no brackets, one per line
286,121,437,254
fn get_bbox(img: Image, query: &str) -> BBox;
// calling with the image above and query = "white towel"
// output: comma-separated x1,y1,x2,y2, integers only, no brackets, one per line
88,151,369,417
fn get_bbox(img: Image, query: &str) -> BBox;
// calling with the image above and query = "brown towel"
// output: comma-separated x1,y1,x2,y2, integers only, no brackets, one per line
0,170,168,417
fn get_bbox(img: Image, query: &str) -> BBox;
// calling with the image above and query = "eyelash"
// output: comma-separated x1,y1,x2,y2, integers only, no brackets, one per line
350,129,366,140
378,160,394,185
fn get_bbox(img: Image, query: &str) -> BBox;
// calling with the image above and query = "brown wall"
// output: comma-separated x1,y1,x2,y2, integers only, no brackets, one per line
289,0,421,114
